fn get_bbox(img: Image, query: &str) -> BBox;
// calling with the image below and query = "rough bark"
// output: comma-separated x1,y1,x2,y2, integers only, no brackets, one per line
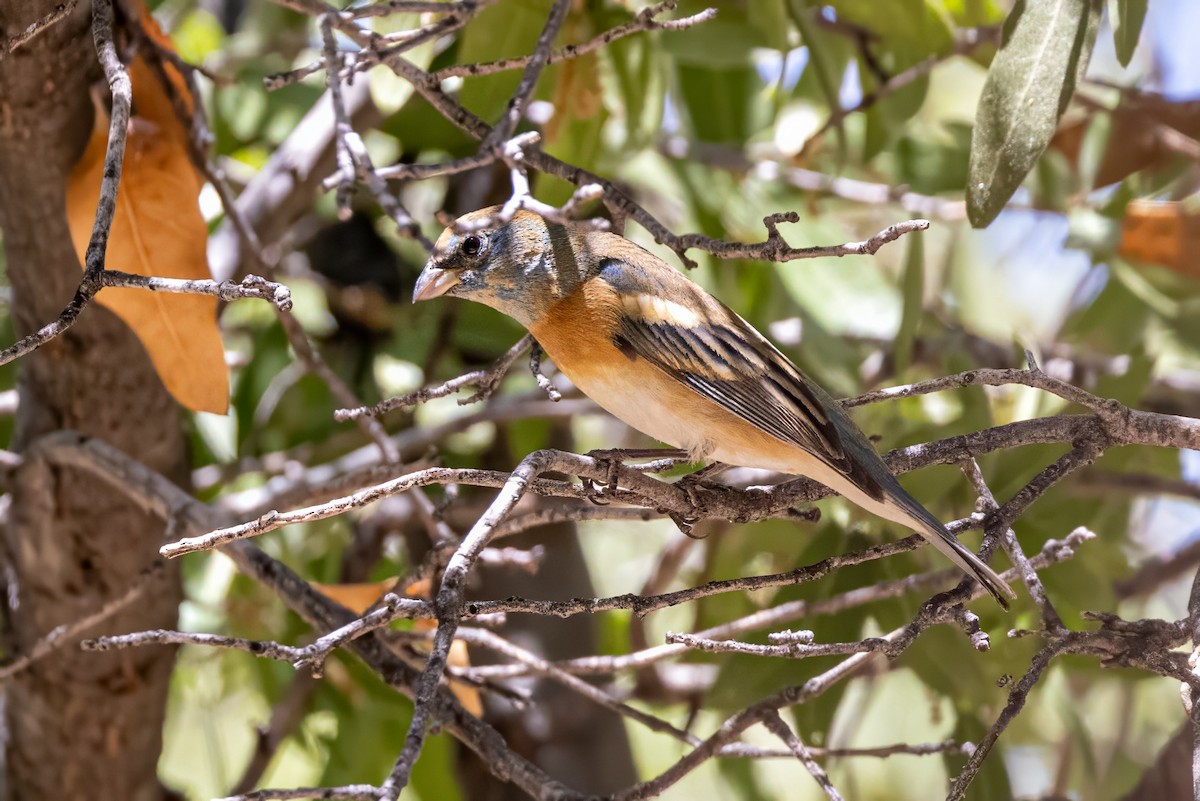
0,2,186,799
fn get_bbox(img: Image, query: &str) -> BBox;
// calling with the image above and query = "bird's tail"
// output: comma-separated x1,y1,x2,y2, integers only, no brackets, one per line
884,487,1016,609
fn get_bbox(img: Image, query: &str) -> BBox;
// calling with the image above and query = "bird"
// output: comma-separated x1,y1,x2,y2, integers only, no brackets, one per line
413,206,1015,608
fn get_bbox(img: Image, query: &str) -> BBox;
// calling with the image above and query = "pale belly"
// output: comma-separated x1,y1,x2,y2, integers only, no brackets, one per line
545,342,824,474
565,355,714,457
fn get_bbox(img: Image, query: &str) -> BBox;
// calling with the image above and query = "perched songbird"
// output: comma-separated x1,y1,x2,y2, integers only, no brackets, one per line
414,207,1015,607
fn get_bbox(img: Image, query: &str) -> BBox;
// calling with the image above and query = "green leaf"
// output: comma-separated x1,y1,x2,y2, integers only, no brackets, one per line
1109,0,1148,67
966,0,1101,227
787,0,848,154
675,64,764,144
746,0,791,53
659,4,761,67
603,8,664,148
894,230,925,375
895,122,974,194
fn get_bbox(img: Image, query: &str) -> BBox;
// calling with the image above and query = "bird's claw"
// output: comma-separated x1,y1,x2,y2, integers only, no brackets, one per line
676,474,708,511
583,448,626,504
581,475,612,505
666,510,705,539
672,461,729,520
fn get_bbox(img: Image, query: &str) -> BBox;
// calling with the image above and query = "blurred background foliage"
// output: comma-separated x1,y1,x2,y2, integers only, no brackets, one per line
7,0,1199,797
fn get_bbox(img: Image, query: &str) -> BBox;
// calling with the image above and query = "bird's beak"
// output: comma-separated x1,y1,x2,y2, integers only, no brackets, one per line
412,263,459,303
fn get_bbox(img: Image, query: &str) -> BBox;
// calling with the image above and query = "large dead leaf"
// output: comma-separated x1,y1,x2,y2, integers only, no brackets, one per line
1118,200,1200,280
66,49,227,413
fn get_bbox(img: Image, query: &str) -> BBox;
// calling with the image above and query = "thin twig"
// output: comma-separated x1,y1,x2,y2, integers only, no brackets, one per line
961,459,1064,631
761,710,846,801
433,1,715,80
666,632,888,659
461,529,1094,681
0,0,79,60
379,450,557,799
349,0,484,19
480,0,569,150
0,0,128,367
213,785,381,801
335,335,533,421
100,271,293,310
945,638,1067,801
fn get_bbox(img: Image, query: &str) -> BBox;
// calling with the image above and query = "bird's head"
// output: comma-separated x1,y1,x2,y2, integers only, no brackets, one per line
414,206,579,327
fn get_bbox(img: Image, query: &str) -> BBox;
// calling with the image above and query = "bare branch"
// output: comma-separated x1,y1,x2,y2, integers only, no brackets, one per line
457,627,699,746
100,271,293,310
666,632,888,659
371,131,541,183
348,0,487,19
293,13,924,270
379,449,559,798
82,592,429,678
961,459,1064,631
83,628,311,662
337,335,533,421
462,528,1094,681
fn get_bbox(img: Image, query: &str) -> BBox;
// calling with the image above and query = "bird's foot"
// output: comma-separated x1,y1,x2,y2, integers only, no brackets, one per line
582,448,690,505
580,474,612,505
663,462,730,538
674,462,730,511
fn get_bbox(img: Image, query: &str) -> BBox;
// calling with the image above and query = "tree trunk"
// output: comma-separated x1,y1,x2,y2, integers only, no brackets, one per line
0,2,186,798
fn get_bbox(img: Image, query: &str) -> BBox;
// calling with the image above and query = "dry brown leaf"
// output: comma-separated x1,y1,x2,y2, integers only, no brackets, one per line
1051,94,1200,188
66,52,228,413
312,576,485,716
1118,200,1200,279
444,640,483,717
311,578,399,615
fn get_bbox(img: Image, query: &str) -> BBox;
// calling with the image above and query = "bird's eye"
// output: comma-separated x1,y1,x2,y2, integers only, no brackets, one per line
461,234,485,259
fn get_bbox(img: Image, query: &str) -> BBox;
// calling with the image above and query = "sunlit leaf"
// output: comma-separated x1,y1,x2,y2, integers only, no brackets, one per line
369,7,437,114
966,0,1100,227
456,0,554,123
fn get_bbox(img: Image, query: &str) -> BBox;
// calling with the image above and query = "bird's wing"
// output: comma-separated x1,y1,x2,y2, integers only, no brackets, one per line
596,256,885,501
